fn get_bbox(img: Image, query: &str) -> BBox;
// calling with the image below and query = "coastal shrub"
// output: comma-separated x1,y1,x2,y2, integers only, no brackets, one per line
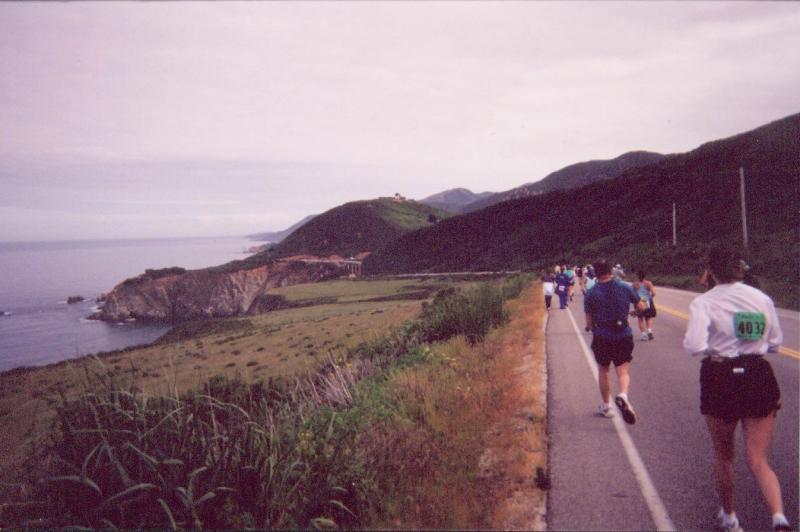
411,283,507,344
121,267,187,287
10,277,528,528
501,273,532,300
156,318,254,344
14,375,360,529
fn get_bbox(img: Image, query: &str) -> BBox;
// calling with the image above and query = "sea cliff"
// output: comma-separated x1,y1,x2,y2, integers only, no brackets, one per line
96,260,341,323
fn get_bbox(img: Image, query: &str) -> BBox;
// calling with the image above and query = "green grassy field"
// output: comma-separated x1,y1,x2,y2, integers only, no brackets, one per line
1,274,536,529
2,274,546,529
0,277,473,488
268,278,446,303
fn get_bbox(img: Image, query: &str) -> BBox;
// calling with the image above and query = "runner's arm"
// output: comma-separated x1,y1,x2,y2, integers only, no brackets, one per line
766,300,783,352
627,284,646,312
683,298,710,355
645,280,655,298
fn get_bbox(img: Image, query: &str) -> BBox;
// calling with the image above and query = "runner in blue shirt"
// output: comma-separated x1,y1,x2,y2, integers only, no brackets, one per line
584,260,645,423
555,267,571,309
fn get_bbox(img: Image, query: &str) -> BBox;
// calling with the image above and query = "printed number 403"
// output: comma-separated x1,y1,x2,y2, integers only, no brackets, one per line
734,312,766,340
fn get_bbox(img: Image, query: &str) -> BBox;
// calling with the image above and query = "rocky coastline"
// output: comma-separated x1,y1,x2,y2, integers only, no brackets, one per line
93,259,343,324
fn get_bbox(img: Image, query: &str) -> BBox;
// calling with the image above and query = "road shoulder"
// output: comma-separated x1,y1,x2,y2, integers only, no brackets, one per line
480,285,549,530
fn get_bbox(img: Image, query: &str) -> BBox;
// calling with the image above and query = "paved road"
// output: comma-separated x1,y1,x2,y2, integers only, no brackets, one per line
547,287,799,531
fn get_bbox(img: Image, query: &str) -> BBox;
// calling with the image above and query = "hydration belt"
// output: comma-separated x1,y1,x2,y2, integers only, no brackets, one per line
593,319,629,331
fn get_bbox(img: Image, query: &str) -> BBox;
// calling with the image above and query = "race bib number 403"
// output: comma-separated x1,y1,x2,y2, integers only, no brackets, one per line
734,312,766,340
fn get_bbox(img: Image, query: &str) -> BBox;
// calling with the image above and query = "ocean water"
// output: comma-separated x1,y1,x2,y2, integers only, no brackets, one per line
0,236,257,373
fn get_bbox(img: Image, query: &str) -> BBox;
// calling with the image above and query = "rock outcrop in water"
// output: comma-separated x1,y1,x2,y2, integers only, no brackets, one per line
95,260,342,323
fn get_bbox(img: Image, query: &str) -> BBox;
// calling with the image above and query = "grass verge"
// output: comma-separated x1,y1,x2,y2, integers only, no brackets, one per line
2,275,548,529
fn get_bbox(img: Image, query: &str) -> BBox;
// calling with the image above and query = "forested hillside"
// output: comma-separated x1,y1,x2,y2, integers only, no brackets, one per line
463,151,665,212
365,113,800,297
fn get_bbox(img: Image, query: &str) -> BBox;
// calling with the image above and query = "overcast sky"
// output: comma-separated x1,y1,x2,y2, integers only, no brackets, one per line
1,2,798,241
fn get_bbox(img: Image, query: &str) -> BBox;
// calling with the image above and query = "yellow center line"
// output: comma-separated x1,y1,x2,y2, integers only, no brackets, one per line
658,303,800,360
658,305,690,320
779,346,800,359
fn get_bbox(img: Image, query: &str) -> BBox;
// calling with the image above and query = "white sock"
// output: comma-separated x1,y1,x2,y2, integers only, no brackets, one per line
720,510,738,526
647,328,652,333
773,512,790,528
618,393,628,400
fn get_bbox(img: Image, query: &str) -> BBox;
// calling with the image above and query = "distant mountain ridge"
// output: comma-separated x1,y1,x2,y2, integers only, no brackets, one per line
97,113,800,321
418,188,494,213
463,150,666,212
365,113,800,290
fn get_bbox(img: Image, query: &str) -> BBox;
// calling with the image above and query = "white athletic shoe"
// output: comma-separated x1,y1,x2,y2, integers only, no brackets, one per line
639,332,649,341
597,404,614,418
716,509,743,532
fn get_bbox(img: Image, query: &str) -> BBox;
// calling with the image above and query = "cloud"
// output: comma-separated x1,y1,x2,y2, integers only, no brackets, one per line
0,2,798,240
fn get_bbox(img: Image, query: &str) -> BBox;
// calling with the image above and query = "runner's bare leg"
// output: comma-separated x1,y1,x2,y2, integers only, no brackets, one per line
705,415,738,514
598,364,612,404
615,362,631,396
742,413,785,516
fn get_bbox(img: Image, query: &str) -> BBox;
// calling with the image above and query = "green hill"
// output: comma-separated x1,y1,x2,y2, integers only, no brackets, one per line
219,199,453,273
365,113,800,303
272,198,453,258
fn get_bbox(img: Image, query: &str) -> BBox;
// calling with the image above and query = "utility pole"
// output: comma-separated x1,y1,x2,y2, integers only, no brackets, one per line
672,202,677,246
740,167,748,249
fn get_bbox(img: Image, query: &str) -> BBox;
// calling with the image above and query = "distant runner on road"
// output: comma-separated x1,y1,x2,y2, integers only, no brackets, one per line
583,264,596,293
584,260,645,423
632,271,657,341
683,246,791,532
565,264,576,302
555,266,571,310
612,263,626,281
542,269,556,311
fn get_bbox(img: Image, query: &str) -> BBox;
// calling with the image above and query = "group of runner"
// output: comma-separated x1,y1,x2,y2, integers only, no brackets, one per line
542,264,596,311
543,247,791,532
543,262,658,342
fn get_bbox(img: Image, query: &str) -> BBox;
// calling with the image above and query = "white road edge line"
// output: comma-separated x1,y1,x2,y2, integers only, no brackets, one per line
565,307,677,532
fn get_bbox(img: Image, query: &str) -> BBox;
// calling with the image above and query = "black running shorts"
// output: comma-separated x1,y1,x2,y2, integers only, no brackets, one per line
700,355,781,421
591,335,634,367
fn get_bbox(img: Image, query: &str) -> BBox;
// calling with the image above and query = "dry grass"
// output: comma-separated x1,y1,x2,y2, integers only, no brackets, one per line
482,284,548,530
362,282,548,529
0,276,548,528
0,281,435,488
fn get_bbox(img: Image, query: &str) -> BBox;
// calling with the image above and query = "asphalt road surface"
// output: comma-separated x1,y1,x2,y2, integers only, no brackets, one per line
547,286,799,531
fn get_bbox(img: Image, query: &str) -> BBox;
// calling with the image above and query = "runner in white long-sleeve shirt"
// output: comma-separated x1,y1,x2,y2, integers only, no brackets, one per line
683,246,791,532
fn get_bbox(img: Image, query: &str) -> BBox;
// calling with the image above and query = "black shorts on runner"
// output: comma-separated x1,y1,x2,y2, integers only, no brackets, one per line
591,335,634,367
642,301,657,319
700,355,781,421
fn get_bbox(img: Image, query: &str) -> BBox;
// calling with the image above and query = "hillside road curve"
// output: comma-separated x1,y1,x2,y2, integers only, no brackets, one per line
546,287,798,531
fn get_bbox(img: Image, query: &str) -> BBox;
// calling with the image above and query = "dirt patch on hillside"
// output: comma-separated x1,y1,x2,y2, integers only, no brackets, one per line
479,287,548,530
